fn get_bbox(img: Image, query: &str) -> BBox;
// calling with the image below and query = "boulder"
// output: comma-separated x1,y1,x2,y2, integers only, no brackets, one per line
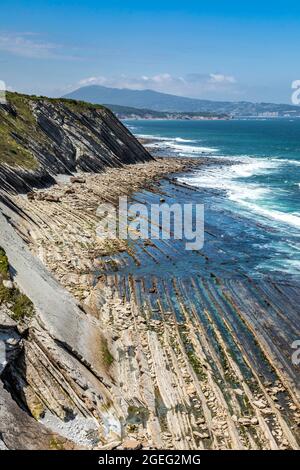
27,192,37,201
70,176,86,184
44,194,60,203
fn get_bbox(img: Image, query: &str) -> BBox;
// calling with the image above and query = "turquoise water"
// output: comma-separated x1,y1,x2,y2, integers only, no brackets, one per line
125,119,300,276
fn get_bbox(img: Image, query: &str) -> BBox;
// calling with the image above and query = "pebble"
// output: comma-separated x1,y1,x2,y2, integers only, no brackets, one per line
252,399,266,409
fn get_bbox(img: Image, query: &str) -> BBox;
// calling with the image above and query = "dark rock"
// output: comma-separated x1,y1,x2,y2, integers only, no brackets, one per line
44,194,60,203
70,176,86,184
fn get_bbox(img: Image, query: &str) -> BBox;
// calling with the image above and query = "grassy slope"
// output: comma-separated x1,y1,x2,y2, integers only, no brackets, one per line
0,246,34,321
0,92,105,170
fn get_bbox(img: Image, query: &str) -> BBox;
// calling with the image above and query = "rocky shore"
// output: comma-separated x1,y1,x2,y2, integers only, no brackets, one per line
0,156,299,450
0,93,299,450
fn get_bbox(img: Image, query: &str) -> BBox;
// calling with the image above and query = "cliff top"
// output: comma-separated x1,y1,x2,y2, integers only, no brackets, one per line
0,92,152,193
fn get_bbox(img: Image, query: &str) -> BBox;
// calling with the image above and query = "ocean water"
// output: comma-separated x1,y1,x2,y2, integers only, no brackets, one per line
125,119,300,277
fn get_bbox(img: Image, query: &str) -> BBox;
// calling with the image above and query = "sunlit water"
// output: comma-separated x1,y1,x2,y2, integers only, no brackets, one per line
125,119,300,277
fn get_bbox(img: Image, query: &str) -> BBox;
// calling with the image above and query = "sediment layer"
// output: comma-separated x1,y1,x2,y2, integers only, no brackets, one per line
1,157,298,450
0,92,152,194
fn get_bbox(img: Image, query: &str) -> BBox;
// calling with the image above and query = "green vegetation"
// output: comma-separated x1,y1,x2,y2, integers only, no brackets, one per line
178,324,207,380
0,91,106,170
49,436,65,450
0,93,39,169
30,401,45,421
0,246,34,322
0,284,34,322
100,337,114,368
0,247,9,278
7,91,105,112
11,292,34,321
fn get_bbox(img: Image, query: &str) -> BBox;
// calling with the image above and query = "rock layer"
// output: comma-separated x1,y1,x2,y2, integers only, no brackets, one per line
1,160,298,450
0,92,152,194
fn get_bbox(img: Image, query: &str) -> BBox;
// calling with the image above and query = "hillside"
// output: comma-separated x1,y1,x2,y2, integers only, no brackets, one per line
104,104,228,120
0,92,152,193
63,85,300,116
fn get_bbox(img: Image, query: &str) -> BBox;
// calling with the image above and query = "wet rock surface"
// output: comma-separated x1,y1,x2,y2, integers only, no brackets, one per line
0,159,298,450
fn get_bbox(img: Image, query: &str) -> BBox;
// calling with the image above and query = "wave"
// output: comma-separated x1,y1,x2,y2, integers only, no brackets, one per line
273,158,300,166
169,143,218,153
179,158,278,191
179,156,300,229
145,140,218,155
135,133,218,155
136,134,171,141
174,137,197,143
237,201,300,229
136,133,197,144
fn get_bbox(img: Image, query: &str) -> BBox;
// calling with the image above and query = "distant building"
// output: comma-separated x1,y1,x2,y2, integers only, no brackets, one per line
258,112,279,117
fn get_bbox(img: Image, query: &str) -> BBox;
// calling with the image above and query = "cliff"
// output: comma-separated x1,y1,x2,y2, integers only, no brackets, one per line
0,94,299,450
0,92,152,193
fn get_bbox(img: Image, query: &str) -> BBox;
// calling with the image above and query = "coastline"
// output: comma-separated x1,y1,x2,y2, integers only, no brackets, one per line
1,152,299,450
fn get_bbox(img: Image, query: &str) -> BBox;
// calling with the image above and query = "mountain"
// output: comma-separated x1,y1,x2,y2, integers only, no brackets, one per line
63,85,300,117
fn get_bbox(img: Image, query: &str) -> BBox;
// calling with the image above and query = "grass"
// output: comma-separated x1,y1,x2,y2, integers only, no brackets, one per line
0,246,34,322
49,436,65,450
100,337,114,369
0,93,39,169
0,247,9,278
0,91,107,170
7,91,105,113
11,292,34,321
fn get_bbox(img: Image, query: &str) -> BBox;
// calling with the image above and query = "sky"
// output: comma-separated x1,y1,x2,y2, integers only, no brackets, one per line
0,0,300,103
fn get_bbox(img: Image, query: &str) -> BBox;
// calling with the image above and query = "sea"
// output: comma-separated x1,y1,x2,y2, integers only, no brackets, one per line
124,118,300,278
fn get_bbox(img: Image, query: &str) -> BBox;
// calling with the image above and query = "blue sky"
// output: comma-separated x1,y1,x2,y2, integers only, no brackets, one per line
1,0,300,103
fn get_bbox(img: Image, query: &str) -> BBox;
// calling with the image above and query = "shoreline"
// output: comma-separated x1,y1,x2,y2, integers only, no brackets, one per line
1,154,299,450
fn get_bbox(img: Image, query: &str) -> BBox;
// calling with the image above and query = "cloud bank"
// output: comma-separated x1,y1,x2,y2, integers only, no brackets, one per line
77,73,239,99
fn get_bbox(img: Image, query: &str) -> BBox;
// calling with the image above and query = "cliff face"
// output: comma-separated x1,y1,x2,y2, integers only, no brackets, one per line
0,93,155,449
0,93,152,193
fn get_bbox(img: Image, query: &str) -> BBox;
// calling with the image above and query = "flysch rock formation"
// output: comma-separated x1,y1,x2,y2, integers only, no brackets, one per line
0,92,152,194
0,92,153,449
1,160,299,450
0,157,202,450
0,92,299,450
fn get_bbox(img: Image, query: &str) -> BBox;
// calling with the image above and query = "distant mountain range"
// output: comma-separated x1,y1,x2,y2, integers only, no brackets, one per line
63,85,300,117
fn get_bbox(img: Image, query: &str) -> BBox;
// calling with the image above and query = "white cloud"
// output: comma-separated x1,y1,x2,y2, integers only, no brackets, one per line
209,73,236,84
75,72,239,98
0,32,78,60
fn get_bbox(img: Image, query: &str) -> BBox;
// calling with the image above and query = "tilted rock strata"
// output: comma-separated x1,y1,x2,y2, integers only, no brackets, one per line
1,160,298,450
0,92,152,194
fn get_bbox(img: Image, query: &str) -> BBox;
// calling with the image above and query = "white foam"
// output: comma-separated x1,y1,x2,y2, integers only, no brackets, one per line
238,202,300,229
174,137,197,143
170,143,218,153
274,158,300,166
146,140,218,155
137,134,172,141
136,133,218,155
179,157,300,229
